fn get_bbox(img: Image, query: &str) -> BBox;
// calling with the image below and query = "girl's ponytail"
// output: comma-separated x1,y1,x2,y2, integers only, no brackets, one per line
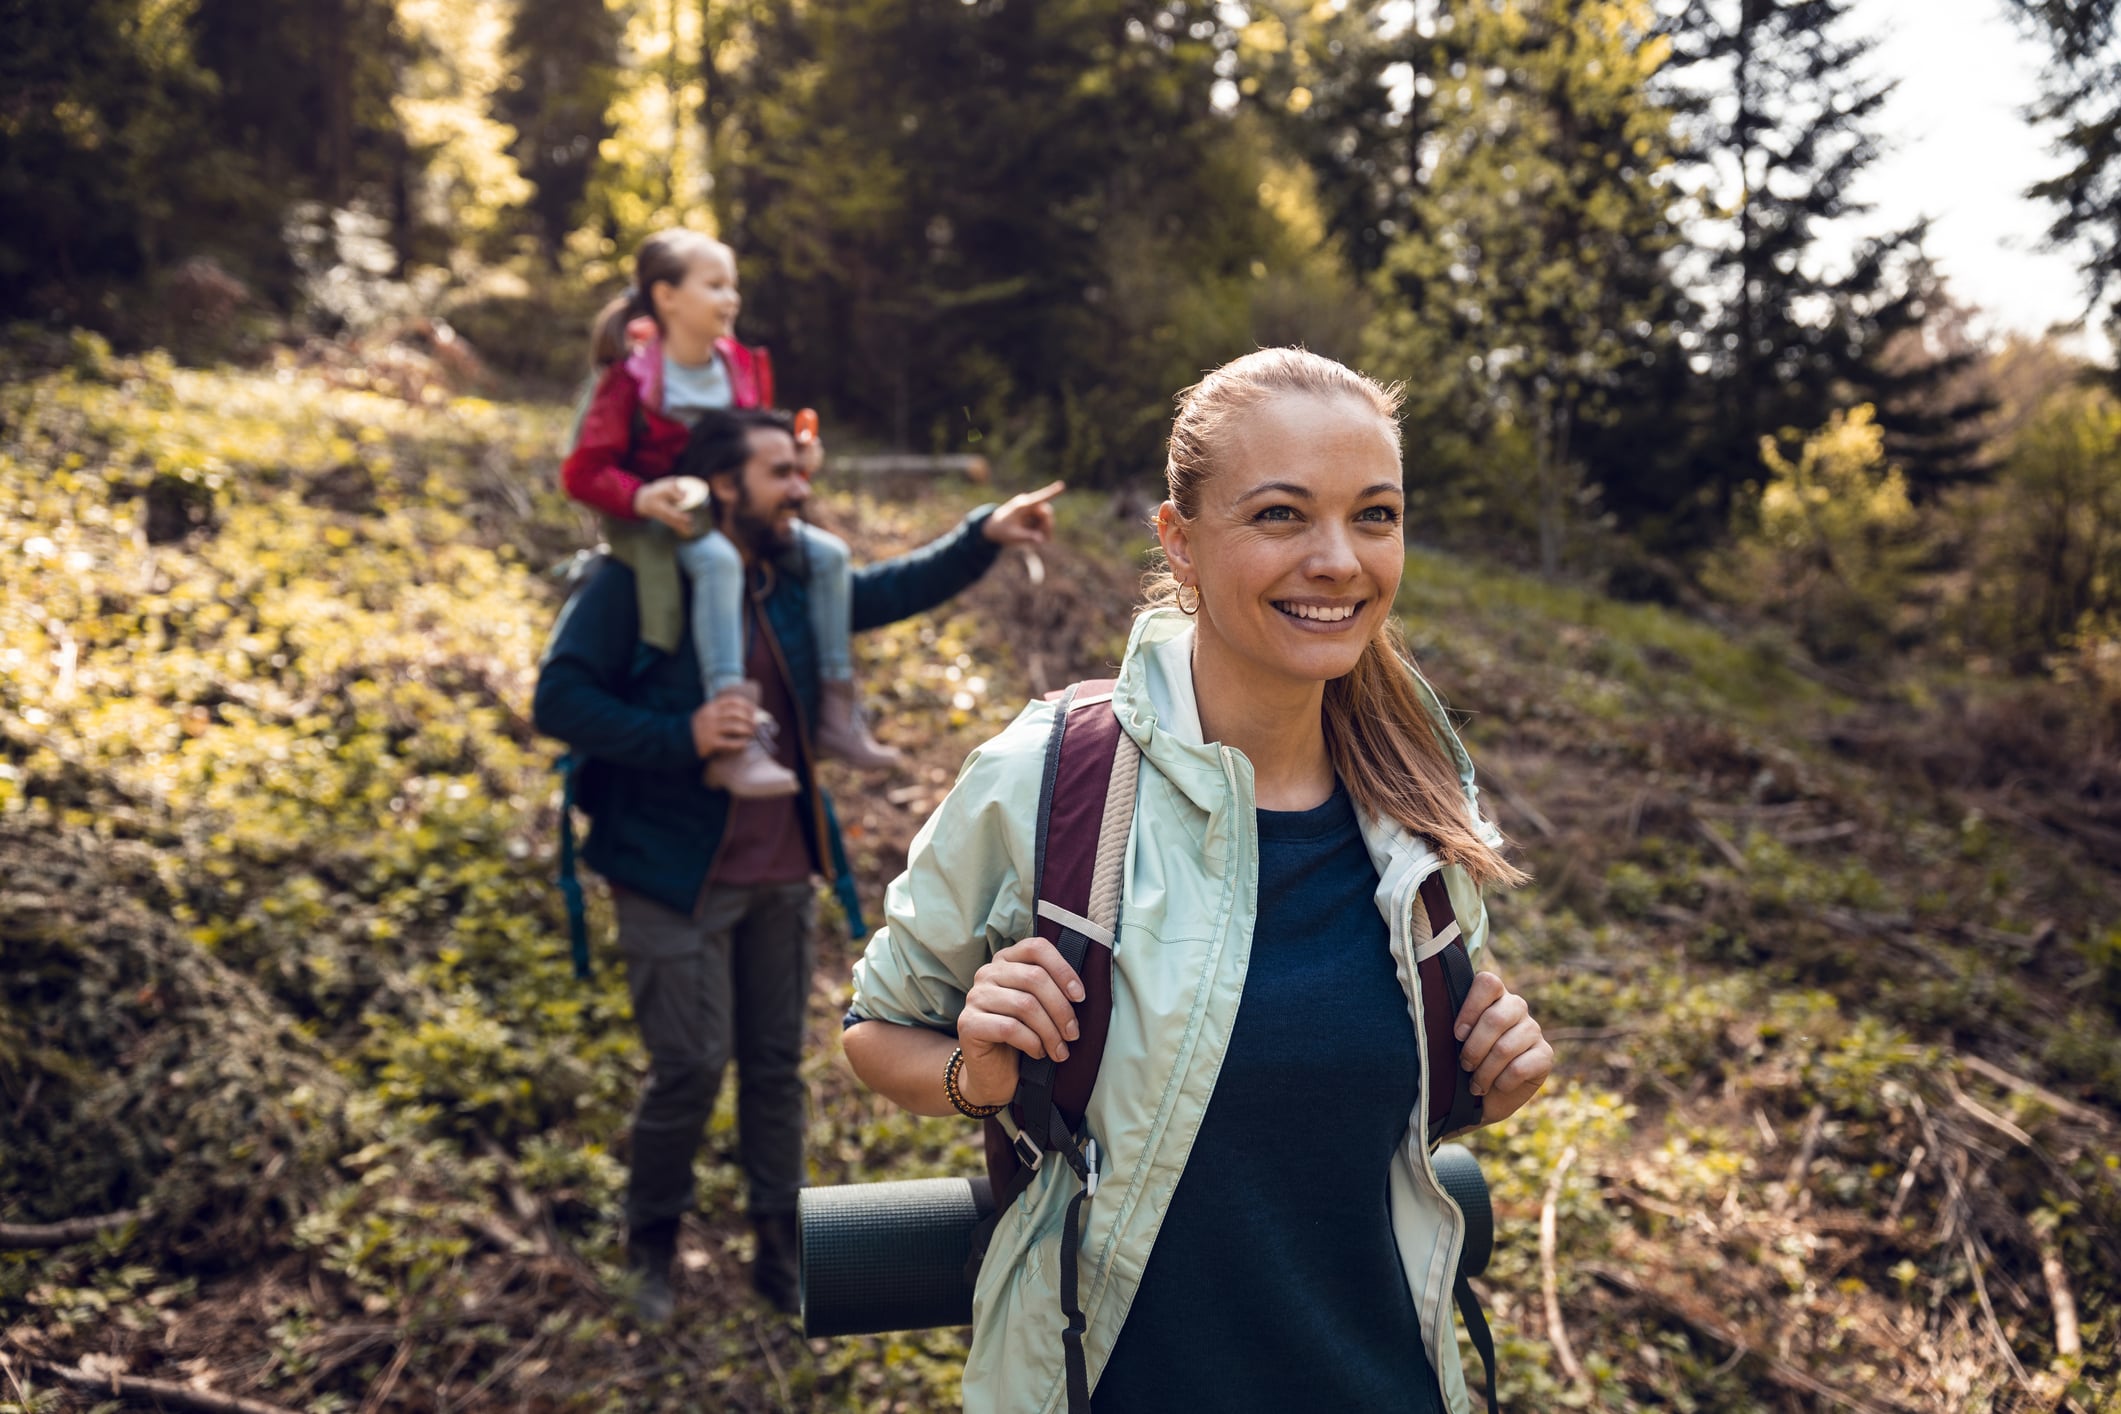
590,286,647,369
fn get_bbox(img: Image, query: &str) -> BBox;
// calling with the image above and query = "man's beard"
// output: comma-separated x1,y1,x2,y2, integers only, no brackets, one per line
727,483,798,558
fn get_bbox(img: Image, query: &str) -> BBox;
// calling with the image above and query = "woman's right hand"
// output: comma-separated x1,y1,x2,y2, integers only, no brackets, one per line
632,479,695,534
955,937,1086,1108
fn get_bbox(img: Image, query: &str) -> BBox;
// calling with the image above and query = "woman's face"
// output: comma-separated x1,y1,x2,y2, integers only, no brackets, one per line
1157,391,1405,690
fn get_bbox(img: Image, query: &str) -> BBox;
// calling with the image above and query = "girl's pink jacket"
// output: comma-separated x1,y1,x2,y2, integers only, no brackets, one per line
560,335,777,519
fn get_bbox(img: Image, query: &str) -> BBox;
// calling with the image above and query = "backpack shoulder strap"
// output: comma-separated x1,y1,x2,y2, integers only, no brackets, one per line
1018,679,1128,1141
969,679,1132,1223
1417,872,1488,1143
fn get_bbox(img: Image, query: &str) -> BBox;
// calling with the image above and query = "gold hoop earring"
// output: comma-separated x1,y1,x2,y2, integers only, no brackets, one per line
1176,582,1201,616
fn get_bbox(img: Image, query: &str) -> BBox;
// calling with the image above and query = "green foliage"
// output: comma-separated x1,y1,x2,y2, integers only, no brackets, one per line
1707,405,1920,663
1369,0,1684,571
711,0,1358,485
4,344,2118,1409
1965,384,2121,659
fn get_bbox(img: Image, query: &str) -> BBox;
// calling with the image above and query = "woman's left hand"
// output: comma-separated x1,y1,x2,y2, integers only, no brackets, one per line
1453,972,1553,1125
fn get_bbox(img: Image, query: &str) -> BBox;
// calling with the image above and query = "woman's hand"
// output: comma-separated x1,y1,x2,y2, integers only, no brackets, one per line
1453,972,1553,1125
955,937,1086,1107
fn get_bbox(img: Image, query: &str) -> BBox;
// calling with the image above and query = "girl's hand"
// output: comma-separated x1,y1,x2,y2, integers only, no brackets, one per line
955,937,1085,1107
633,479,695,534
1453,972,1553,1125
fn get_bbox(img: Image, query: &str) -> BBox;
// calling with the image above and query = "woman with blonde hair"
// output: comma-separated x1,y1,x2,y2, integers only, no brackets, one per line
842,347,1553,1413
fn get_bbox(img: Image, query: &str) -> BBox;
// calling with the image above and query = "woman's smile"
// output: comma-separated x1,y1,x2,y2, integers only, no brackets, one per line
1272,596,1368,628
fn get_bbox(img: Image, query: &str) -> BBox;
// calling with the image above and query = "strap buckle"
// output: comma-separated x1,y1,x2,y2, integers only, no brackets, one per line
1081,1138,1100,1198
1012,1131,1044,1171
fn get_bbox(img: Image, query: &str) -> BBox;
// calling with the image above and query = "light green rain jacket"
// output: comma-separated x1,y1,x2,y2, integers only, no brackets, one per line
848,607,1507,1414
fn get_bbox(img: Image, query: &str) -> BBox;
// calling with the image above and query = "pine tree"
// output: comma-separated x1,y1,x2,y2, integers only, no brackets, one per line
1368,0,1688,573
2007,0,2121,347
1651,0,1983,541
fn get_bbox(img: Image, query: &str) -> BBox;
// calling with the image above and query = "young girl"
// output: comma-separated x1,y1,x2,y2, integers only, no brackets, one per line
561,228,898,797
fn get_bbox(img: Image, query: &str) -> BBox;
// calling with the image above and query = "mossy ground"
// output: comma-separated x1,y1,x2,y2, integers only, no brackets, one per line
1,342,2114,1411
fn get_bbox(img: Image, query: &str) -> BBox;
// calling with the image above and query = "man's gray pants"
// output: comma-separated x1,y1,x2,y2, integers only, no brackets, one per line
615,882,816,1230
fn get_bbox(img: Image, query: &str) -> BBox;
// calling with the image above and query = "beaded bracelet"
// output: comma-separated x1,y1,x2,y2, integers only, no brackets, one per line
944,1046,1006,1119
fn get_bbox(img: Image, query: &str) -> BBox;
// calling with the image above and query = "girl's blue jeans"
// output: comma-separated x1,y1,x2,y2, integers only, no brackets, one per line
675,523,853,698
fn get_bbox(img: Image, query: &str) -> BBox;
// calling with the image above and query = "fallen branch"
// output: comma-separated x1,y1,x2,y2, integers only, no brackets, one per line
32,1361,301,1414
356,1340,413,1414
1961,1228,2034,1392
0,1207,151,1251
1885,1144,1927,1224
1779,820,1859,845
1690,813,1749,872
1953,1087,2034,1149
1773,1103,1828,1213
1584,1266,1909,1414
1540,1146,1589,1394
2029,1221,2082,1360
1480,766,1557,840
1960,1055,2113,1131
828,453,989,482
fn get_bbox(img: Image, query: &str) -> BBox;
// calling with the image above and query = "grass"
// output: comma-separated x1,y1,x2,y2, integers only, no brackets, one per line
1,336,2115,1412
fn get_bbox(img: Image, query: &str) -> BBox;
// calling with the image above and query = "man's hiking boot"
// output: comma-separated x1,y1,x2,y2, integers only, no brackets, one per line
703,681,801,798
625,1217,680,1328
750,1210,801,1316
815,678,901,771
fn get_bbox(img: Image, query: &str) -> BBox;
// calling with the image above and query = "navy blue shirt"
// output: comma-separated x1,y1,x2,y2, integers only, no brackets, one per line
1095,787,1444,1413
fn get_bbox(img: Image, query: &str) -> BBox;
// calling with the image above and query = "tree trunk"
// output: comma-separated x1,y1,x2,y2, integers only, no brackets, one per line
319,0,352,205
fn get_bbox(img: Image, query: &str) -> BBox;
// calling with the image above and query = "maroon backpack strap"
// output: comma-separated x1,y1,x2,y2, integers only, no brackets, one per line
970,679,1134,1411
1035,681,1122,1131
1416,872,1486,1142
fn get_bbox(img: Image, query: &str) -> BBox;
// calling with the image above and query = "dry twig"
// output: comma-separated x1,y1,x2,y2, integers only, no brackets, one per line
1960,1056,2113,1130
1961,1229,2034,1392
1885,1144,1926,1224
1774,1104,1827,1213
1540,1146,1590,1395
1691,813,1750,871
1481,765,1558,839
2029,1222,2082,1361
0,1208,152,1251
32,1361,301,1414
1584,1266,1911,1414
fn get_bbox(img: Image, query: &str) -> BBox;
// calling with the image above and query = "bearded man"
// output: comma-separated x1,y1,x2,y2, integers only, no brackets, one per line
533,408,1060,1323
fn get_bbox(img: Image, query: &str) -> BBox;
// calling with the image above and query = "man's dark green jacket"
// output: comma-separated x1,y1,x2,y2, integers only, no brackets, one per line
533,506,1000,920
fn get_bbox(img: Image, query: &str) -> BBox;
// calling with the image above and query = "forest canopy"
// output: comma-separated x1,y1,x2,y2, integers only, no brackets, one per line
8,0,2115,565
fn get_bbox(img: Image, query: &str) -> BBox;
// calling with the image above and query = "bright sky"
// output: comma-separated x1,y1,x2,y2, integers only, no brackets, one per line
1850,0,2102,352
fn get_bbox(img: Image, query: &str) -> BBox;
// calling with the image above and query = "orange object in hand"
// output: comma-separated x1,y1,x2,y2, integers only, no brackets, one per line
794,408,819,445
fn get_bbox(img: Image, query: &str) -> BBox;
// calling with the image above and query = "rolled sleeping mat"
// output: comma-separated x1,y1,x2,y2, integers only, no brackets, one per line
1431,1142,1493,1277
799,1176,996,1337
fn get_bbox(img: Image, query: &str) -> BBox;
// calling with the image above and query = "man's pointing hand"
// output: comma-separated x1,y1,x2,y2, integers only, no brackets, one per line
982,480,1065,547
